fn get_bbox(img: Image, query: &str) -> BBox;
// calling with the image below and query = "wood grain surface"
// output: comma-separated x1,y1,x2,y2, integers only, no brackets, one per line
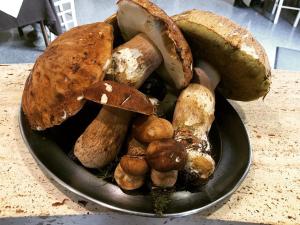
0,64,299,224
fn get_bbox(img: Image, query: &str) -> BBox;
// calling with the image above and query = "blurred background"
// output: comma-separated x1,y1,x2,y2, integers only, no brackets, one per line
0,0,300,70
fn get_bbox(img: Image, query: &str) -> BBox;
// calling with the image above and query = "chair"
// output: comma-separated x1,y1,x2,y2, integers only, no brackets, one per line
272,0,300,27
49,0,78,40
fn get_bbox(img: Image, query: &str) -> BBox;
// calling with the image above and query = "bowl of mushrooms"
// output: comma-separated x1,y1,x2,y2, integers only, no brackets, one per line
20,0,271,217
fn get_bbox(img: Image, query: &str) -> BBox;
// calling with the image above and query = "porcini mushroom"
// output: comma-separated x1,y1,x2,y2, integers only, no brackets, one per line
132,115,174,143
114,137,149,190
172,71,216,186
74,0,192,169
22,23,113,130
171,10,272,186
114,164,145,190
173,9,271,101
146,139,187,172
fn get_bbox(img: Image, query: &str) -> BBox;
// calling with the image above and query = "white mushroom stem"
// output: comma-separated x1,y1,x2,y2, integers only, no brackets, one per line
172,82,216,184
106,33,163,87
74,34,163,168
195,61,221,91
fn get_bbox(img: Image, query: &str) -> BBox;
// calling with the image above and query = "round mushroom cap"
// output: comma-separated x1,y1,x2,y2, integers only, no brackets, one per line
117,0,193,90
120,155,149,176
173,10,271,101
146,139,187,172
22,22,113,130
114,164,144,190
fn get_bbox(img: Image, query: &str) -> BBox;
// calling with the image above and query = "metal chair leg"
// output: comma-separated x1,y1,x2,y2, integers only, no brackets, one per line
39,21,50,47
273,0,284,24
17,27,24,37
293,10,300,27
272,0,279,14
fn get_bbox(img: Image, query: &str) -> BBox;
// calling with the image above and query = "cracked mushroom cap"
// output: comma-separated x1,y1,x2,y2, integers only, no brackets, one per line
173,10,271,101
22,22,113,130
117,0,193,90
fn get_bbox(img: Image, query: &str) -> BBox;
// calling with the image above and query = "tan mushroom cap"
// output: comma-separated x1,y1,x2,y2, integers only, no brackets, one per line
117,0,193,90
173,10,271,101
22,22,113,130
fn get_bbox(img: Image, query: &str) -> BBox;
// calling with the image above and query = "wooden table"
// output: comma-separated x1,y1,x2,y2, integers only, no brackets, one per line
0,64,299,224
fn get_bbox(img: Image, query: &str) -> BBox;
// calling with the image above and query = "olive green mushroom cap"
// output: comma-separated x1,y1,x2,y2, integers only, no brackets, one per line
173,9,271,101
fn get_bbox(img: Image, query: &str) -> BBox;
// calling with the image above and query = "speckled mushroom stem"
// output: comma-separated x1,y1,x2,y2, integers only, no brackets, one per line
172,69,217,186
74,34,163,169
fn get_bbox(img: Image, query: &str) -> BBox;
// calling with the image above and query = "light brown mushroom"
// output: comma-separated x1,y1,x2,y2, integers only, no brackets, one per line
120,155,149,176
132,115,174,143
74,0,192,169
22,23,113,130
114,164,145,190
114,137,149,190
172,70,216,186
173,9,271,101
171,9,272,186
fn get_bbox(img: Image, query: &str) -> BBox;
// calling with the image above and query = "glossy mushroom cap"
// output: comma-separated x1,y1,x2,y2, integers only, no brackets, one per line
173,9,271,101
117,0,193,89
22,23,113,130
146,139,187,172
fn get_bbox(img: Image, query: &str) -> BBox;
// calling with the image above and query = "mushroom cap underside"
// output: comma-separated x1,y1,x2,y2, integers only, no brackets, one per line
117,0,193,90
173,9,271,101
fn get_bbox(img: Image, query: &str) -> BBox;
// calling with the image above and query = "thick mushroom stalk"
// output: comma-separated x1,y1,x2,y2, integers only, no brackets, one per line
74,34,162,168
74,0,192,169
173,68,217,186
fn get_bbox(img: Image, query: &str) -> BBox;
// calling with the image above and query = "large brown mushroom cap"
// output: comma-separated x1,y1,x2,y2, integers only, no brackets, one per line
117,0,193,89
22,22,113,130
173,10,271,101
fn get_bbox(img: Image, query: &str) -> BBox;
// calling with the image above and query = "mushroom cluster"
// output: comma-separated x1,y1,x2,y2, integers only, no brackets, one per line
21,0,271,192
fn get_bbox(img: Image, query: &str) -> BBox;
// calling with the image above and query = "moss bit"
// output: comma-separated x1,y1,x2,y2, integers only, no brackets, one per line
96,157,120,182
151,187,175,216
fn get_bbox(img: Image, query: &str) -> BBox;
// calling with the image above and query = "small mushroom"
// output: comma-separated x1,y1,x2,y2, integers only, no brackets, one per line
114,164,144,190
120,155,149,176
74,0,192,169
151,169,178,188
146,139,187,172
132,115,174,143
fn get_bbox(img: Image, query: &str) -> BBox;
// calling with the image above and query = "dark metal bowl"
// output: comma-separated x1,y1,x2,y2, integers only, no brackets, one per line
19,93,251,217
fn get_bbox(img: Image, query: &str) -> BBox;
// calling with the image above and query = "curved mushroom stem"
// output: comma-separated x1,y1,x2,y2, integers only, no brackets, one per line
194,61,221,91
74,34,163,168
